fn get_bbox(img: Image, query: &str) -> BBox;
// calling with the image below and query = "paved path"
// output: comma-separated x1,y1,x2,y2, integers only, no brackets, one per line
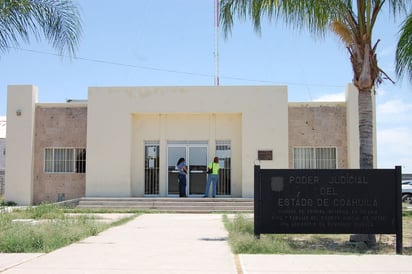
1,214,236,274
1,214,412,274
238,254,412,274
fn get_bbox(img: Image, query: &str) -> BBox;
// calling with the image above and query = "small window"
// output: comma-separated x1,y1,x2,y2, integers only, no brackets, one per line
216,140,231,195
45,148,86,173
293,147,336,169
144,141,159,195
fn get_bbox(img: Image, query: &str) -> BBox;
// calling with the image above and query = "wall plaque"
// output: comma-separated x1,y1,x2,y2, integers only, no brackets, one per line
258,150,273,160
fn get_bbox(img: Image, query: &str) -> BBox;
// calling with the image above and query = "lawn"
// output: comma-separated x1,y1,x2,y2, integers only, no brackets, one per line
0,203,137,253
1,199,411,255
223,209,412,255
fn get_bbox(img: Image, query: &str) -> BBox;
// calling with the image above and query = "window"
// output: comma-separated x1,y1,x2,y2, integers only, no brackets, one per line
216,140,231,195
45,148,86,173
293,147,336,169
144,141,159,195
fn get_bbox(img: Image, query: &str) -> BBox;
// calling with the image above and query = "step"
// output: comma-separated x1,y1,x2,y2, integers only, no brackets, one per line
76,197,254,213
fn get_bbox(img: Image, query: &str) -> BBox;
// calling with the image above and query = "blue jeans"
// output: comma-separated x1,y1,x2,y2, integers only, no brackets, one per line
204,174,218,197
178,174,187,197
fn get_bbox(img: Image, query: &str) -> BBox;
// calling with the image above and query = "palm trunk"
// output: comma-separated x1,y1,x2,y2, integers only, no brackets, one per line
358,89,374,169
350,88,376,246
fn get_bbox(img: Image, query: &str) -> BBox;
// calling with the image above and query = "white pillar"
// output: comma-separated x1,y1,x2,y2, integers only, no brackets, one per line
5,85,37,205
345,83,360,168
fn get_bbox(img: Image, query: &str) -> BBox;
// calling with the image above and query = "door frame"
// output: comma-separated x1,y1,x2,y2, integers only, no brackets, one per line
167,142,208,197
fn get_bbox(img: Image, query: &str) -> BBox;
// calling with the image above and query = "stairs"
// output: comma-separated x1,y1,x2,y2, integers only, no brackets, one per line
76,197,254,213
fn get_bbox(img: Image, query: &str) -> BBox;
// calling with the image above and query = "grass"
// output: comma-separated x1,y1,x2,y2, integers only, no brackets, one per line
0,203,138,253
1,198,411,255
223,210,412,255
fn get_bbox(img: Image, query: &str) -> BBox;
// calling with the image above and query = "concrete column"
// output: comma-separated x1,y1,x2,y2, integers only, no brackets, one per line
5,85,38,205
345,83,377,168
345,83,360,168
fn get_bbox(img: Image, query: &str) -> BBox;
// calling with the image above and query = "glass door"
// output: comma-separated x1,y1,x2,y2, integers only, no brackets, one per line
167,144,208,196
167,146,186,196
188,146,207,195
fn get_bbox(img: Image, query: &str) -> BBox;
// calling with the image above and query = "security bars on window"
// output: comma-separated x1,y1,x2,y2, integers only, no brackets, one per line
293,147,337,169
44,148,86,173
144,141,160,195
216,140,231,195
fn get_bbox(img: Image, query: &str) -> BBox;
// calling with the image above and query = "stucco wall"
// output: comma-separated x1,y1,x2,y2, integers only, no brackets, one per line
288,103,348,168
0,138,5,170
5,85,37,205
32,106,87,204
0,139,5,195
6,84,369,204
86,86,289,198
131,113,242,196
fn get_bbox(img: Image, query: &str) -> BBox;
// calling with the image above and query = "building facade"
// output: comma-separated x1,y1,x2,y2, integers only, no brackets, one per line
0,117,6,195
5,84,374,205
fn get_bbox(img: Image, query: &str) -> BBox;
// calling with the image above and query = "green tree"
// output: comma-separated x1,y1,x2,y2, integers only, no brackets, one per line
396,11,412,82
220,0,411,246
0,0,82,57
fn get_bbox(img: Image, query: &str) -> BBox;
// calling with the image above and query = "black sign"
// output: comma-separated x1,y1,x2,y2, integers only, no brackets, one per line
254,166,403,253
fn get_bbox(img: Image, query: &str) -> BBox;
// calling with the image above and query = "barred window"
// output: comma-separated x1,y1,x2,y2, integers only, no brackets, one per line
216,140,231,195
144,141,160,195
293,147,336,169
45,148,86,173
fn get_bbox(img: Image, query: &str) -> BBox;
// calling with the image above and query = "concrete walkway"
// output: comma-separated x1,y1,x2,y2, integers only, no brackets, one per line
1,214,411,274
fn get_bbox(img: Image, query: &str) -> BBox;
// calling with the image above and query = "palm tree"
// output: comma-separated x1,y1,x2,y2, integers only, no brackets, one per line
0,0,82,57
220,0,411,246
396,12,412,82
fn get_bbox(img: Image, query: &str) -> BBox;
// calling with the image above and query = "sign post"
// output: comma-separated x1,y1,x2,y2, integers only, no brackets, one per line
254,166,403,254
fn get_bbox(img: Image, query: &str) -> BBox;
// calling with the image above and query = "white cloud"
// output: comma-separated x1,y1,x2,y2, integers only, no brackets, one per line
313,92,345,102
377,127,412,173
377,46,395,58
377,99,412,114
375,87,387,97
379,127,412,148
376,99,412,125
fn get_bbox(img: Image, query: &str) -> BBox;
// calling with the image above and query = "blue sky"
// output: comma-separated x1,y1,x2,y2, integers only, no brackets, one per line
0,0,411,173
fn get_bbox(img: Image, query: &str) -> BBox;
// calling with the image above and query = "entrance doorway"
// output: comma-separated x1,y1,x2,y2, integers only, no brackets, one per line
167,143,208,196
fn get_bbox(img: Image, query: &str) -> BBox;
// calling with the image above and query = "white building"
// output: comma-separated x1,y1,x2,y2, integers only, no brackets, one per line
0,116,5,195
4,84,374,205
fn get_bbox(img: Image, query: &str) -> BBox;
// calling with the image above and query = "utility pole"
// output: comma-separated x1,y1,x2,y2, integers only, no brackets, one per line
214,0,220,86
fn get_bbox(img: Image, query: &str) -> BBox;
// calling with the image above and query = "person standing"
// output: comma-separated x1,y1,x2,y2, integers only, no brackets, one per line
177,158,188,197
203,157,220,198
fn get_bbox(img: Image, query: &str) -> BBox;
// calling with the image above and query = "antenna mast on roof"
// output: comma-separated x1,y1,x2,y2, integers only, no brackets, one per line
214,0,220,86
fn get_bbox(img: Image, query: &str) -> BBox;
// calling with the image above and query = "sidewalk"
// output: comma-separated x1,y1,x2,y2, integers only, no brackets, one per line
0,214,236,274
1,214,412,274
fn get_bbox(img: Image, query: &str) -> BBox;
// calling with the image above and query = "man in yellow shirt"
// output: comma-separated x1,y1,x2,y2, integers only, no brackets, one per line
203,157,219,198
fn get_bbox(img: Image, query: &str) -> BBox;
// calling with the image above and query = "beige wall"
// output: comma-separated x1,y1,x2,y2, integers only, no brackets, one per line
0,138,5,171
86,86,289,198
5,85,37,205
131,113,242,196
5,84,375,204
345,83,377,169
32,106,87,204
288,103,347,168
346,84,360,168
